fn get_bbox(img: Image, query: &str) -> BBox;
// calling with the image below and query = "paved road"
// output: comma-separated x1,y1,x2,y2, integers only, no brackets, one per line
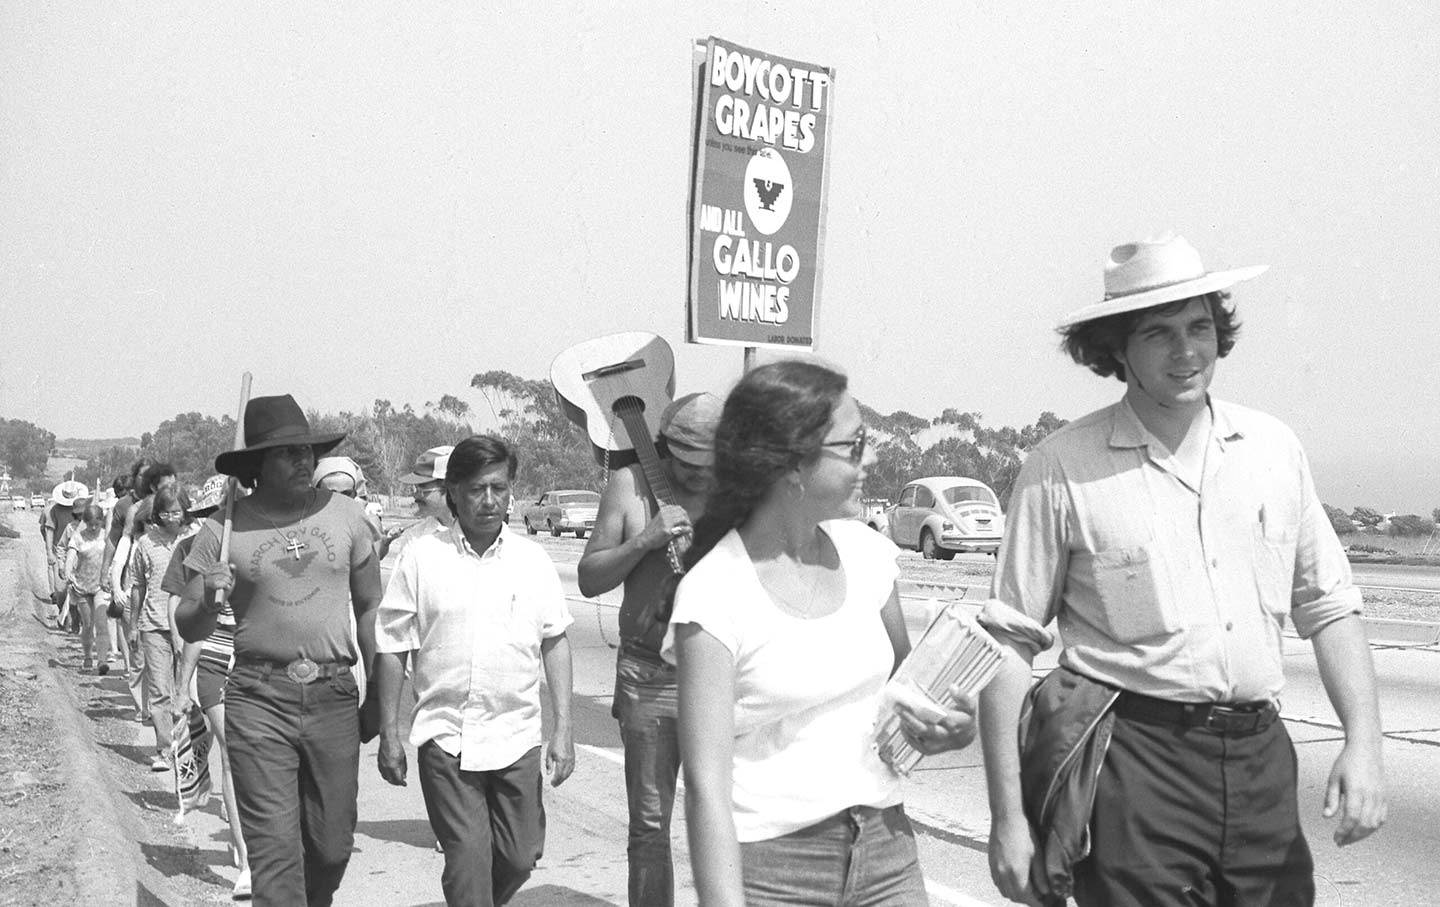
145,531,1439,905
1350,561,1440,592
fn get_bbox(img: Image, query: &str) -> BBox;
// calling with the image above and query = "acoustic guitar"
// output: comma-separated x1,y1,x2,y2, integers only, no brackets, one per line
550,332,692,590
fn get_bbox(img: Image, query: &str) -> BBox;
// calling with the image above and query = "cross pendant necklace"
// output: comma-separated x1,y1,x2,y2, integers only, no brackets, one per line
254,492,313,560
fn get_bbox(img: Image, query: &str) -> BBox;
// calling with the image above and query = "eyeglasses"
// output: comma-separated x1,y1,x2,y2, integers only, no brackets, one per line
819,426,868,465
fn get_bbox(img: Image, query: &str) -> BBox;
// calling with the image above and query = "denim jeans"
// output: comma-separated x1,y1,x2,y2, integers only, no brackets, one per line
417,742,546,907
613,645,681,907
225,664,360,907
740,804,928,907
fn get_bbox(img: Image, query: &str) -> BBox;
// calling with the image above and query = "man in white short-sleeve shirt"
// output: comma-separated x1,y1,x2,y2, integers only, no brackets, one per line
374,435,574,907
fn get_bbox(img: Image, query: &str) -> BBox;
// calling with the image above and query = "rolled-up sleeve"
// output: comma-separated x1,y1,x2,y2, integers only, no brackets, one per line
375,546,420,653
1289,448,1363,638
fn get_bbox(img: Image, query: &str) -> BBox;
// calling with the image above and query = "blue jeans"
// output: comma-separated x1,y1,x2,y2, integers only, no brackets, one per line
225,664,360,907
613,645,681,907
740,804,928,907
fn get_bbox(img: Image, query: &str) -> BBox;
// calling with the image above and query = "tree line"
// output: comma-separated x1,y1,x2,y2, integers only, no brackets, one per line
58,371,1068,508
6,373,1430,536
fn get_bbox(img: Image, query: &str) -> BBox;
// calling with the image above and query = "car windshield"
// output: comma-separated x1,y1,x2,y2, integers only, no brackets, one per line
942,486,998,507
560,492,599,505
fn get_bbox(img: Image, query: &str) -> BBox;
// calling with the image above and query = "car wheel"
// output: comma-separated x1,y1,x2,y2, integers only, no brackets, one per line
920,530,938,560
574,530,587,540
524,518,537,535
549,520,561,537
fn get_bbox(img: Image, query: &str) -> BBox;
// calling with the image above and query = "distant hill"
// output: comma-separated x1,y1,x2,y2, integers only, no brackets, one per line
54,438,140,458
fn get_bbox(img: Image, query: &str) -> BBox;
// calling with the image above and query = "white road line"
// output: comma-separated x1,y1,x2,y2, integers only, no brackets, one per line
925,879,1002,907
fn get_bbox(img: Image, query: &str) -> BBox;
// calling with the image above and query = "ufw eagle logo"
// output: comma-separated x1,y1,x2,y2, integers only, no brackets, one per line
753,179,785,212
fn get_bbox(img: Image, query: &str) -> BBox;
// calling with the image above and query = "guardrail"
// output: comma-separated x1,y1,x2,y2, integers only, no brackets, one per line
556,566,1439,648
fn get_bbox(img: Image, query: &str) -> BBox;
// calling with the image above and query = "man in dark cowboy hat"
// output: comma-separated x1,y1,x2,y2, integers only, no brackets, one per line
979,235,1386,907
176,393,382,907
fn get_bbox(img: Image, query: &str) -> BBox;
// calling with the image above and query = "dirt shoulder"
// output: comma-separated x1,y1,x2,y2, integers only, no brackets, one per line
0,517,237,906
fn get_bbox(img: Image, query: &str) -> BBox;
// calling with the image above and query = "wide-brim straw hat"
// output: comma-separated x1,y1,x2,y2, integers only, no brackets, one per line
214,394,345,476
51,480,90,507
1057,233,1268,329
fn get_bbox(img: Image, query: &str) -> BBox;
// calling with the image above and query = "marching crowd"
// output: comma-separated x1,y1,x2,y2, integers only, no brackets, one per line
34,234,1387,907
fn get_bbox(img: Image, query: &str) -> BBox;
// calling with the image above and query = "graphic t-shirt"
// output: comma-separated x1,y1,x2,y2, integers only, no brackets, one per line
185,490,374,664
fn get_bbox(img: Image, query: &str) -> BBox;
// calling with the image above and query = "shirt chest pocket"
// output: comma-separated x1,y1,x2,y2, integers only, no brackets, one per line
1251,524,1297,618
1078,540,1180,644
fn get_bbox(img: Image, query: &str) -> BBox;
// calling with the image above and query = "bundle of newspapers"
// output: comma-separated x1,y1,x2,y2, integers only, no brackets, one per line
874,604,1005,776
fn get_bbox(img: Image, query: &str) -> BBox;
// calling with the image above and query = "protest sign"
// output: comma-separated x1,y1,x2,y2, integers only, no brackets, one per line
687,37,834,350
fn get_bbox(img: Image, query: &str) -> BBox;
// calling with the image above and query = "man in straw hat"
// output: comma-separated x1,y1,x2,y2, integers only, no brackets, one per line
42,479,89,620
176,393,382,906
978,234,1386,907
576,391,720,907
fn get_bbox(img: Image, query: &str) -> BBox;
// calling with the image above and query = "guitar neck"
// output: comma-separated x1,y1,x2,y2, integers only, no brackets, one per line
613,402,677,506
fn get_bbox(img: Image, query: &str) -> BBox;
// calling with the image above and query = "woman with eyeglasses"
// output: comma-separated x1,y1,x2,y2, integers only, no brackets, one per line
129,485,189,772
664,360,978,907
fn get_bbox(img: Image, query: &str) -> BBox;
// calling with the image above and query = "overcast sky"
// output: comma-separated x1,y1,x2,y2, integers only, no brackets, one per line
2,2,1435,512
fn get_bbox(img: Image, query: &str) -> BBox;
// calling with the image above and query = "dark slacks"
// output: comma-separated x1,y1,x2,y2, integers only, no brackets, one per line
225,666,360,907
418,742,546,907
1074,712,1315,907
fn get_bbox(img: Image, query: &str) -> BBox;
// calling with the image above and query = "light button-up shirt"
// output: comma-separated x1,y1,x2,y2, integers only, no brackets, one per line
376,524,572,771
994,397,1360,702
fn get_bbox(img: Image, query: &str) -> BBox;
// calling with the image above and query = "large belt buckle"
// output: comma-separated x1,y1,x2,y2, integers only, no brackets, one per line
285,657,320,684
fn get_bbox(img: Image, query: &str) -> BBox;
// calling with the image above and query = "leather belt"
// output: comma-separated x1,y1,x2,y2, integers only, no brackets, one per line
1114,690,1278,736
233,656,350,685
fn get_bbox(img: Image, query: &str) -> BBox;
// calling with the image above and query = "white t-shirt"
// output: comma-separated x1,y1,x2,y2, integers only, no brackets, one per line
662,518,903,842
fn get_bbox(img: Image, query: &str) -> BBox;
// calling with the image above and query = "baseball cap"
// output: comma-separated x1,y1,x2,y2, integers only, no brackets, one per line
399,446,454,485
186,475,227,514
658,393,722,467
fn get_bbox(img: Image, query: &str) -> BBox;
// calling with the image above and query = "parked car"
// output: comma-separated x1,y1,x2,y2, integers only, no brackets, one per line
10,495,28,511
521,489,600,539
885,476,1004,559
29,494,44,509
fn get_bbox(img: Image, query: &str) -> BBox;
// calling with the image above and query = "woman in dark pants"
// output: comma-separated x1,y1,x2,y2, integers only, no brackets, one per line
176,393,381,907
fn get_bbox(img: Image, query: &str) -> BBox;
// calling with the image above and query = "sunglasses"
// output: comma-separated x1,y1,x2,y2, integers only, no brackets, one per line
819,426,868,465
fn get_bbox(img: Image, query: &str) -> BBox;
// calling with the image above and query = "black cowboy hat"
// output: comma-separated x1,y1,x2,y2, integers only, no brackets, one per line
214,394,346,476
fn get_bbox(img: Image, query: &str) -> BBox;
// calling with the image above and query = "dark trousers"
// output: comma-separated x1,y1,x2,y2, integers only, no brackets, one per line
614,646,681,907
418,742,546,907
225,666,360,907
1074,712,1315,907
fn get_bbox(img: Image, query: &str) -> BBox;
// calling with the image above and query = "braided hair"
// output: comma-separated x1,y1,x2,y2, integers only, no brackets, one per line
684,360,848,570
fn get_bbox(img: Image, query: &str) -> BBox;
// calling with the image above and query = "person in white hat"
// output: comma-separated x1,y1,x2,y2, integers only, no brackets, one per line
385,445,456,569
41,480,89,618
575,392,720,907
978,234,1386,907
